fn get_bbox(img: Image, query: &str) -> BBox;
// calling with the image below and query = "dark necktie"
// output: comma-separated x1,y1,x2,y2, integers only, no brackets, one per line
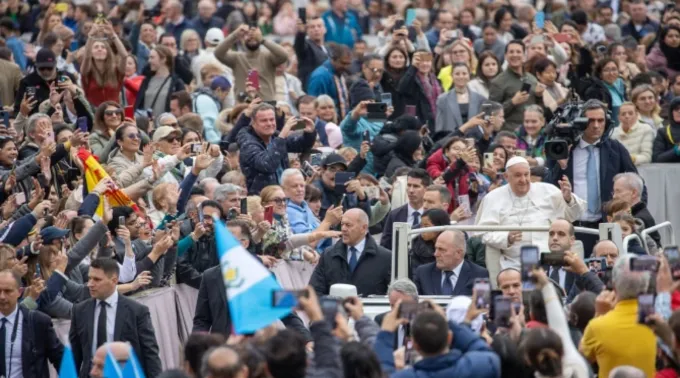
0,318,6,378
97,301,108,348
412,211,420,227
442,271,454,295
348,247,358,273
550,267,561,284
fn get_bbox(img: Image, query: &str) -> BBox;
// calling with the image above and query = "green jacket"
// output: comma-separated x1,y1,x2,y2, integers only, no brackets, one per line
465,236,486,269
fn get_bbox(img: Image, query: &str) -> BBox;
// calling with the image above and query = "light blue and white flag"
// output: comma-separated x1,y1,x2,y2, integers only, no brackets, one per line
214,216,293,334
59,344,78,378
121,346,145,378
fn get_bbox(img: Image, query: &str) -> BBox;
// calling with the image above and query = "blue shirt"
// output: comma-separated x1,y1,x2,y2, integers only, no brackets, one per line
286,199,320,234
322,10,362,48
6,36,26,71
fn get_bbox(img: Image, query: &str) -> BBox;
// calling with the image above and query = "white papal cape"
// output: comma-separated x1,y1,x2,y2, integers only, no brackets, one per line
475,182,587,288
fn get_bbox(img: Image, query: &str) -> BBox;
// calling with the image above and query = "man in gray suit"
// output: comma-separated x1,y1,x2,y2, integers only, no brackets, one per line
69,258,161,378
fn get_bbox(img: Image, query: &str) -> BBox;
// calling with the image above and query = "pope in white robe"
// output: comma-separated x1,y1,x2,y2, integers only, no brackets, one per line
475,156,587,288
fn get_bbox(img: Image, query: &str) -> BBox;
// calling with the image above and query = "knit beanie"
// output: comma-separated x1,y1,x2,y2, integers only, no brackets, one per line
349,79,377,109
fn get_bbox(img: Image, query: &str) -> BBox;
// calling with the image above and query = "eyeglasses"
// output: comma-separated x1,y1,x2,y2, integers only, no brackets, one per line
163,136,180,143
269,198,285,205
104,109,123,116
38,66,55,72
127,133,141,140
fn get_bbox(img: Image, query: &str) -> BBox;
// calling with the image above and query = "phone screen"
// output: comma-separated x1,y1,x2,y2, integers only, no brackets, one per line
264,206,274,224
630,255,660,273
271,290,305,308
14,192,26,205
637,294,655,324
665,246,680,280
483,152,494,168
334,172,356,193
240,198,248,215
534,11,545,29
0,112,8,128
321,298,339,327
247,69,260,91
520,245,539,290
362,130,371,143
540,252,566,266
398,301,419,321
405,105,416,117
380,93,393,108
474,279,490,309
310,153,322,166
77,117,88,133
494,296,512,327
521,82,532,93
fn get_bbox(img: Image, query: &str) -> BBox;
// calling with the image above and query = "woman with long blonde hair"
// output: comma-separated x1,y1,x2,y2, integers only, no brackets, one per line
631,85,664,129
80,20,127,107
437,40,478,92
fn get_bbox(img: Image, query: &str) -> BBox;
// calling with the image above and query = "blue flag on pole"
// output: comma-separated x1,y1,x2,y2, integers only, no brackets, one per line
214,216,293,334
59,344,78,378
121,347,145,378
103,346,123,378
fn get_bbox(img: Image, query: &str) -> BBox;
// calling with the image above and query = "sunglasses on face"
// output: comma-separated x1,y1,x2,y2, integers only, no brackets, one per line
38,67,55,72
163,137,180,143
269,198,285,205
104,109,123,116
127,133,141,140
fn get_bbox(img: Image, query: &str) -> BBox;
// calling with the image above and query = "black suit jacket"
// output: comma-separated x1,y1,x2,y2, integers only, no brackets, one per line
380,204,408,249
193,265,232,336
17,305,64,378
69,295,162,378
414,261,489,296
547,138,646,219
544,265,576,296
310,235,392,296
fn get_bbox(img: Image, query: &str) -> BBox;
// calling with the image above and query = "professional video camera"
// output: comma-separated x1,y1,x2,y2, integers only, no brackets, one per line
543,102,590,160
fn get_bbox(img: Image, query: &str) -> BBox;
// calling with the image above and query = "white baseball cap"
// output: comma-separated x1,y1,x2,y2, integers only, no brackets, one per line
205,28,224,45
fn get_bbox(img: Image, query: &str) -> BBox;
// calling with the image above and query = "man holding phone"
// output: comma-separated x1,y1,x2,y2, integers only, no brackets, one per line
236,103,317,194
294,17,328,90
214,24,289,101
489,40,543,132
311,153,371,220
544,219,578,294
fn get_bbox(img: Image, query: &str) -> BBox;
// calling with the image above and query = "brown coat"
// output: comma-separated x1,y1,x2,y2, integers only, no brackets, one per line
0,59,22,109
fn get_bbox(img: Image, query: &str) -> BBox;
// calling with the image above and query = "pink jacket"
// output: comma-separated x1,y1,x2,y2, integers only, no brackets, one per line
646,45,680,78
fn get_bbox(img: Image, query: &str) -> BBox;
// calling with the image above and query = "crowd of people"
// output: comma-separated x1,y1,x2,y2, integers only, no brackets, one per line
1,0,680,376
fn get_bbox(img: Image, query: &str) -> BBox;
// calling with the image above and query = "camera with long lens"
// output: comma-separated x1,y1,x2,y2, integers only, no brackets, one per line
544,102,589,160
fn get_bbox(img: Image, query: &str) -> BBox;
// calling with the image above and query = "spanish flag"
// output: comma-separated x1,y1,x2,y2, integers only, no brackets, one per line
77,148,139,217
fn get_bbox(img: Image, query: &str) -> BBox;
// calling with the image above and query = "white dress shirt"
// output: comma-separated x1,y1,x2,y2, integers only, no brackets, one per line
407,204,424,226
347,238,367,265
440,260,464,292
573,138,602,222
92,291,119,356
0,305,22,378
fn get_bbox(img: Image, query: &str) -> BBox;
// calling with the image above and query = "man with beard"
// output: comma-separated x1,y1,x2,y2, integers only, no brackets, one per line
13,49,76,116
176,200,223,289
214,24,288,101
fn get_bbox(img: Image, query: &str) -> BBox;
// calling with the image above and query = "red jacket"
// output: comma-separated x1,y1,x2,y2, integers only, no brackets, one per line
123,75,145,108
426,148,470,213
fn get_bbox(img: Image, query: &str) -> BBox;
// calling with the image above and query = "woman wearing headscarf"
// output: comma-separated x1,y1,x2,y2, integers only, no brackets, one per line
384,130,422,178
646,25,680,78
652,97,680,162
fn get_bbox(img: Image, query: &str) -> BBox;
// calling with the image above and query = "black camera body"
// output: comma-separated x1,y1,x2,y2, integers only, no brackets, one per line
544,102,589,160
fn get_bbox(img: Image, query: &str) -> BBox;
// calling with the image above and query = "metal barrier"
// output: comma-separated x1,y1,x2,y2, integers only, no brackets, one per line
641,221,676,251
622,234,644,255
391,222,623,282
